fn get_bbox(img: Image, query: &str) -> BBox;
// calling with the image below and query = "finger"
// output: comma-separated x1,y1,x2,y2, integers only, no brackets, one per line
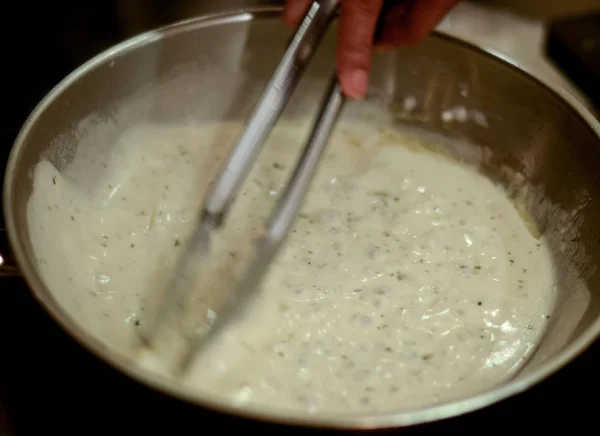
377,0,459,48
283,0,314,27
337,0,384,99
373,0,413,51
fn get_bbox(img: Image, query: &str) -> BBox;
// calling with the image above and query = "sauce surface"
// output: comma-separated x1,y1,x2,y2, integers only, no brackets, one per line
27,113,557,415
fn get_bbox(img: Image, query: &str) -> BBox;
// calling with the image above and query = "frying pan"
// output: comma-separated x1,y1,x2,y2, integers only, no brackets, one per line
2,5,600,431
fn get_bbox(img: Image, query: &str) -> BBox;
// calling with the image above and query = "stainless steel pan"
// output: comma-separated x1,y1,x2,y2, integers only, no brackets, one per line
2,5,600,430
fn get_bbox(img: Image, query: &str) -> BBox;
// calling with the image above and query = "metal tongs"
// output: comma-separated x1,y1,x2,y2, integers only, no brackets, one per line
140,0,344,373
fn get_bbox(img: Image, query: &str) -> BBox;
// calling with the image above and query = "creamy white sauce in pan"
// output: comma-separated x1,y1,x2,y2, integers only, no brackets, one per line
27,113,557,415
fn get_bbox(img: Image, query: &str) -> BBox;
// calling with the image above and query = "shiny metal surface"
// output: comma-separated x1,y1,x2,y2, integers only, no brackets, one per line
181,73,345,372
2,5,600,430
203,0,339,226
140,0,340,351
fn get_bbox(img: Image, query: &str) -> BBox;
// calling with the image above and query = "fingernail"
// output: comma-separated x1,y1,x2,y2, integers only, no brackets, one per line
347,69,369,100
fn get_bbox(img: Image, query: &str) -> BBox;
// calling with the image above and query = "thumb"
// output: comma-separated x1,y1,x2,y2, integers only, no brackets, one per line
337,0,384,100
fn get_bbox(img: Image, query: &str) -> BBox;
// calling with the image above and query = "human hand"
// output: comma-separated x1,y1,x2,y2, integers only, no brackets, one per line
283,0,460,99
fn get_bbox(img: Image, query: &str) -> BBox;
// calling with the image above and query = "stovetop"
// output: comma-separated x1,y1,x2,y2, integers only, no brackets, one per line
1,1,599,434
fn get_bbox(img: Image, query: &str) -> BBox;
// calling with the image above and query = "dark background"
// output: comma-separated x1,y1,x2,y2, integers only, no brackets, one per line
1,1,599,434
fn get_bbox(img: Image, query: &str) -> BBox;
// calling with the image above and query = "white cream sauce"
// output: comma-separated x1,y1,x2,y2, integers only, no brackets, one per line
27,113,557,415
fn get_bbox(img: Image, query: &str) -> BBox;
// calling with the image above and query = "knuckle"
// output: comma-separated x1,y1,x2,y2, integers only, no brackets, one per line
339,37,373,68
